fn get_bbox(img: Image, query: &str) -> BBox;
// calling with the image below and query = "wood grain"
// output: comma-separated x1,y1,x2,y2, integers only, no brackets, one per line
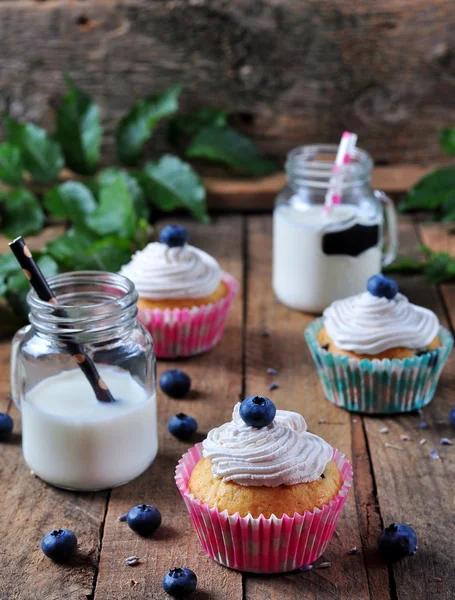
0,359,109,600
364,220,455,600
93,216,244,600
205,165,435,212
242,215,376,599
0,1,454,164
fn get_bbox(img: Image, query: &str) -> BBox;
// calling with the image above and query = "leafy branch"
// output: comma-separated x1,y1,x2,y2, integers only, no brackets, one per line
390,127,455,283
0,77,277,322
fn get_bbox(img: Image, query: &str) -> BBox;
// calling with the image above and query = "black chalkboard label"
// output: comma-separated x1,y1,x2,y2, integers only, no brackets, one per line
322,224,379,257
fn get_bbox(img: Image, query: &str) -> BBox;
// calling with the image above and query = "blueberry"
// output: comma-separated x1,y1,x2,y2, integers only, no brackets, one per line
449,406,455,428
0,413,13,441
239,396,276,428
378,523,417,560
159,225,189,248
127,503,162,536
367,274,399,300
168,413,198,440
41,529,78,562
163,567,197,598
160,370,191,399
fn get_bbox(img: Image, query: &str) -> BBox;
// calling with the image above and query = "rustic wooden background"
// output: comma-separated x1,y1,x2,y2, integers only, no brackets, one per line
1,0,454,166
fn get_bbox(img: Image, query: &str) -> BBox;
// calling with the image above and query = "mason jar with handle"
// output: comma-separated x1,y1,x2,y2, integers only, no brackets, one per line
10,271,157,491
272,144,398,313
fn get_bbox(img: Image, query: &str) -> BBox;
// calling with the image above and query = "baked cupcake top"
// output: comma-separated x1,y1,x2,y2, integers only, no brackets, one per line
323,274,440,355
202,398,333,487
120,225,221,300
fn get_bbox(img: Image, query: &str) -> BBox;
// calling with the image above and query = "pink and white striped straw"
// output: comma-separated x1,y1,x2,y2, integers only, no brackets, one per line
323,132,358,213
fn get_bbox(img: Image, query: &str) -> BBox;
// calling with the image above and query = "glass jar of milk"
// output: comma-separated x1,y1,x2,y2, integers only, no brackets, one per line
273,144,398,313
10,271,157,491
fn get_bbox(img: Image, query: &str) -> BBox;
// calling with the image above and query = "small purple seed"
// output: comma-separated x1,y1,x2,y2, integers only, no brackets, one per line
440,438,453,446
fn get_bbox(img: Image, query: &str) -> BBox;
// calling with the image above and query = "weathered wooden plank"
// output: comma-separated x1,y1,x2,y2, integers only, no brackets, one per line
0,351,108,600
364,220,455,600
205,165,434,212
93,216,244,600
0,1,453,165
243,215,377,599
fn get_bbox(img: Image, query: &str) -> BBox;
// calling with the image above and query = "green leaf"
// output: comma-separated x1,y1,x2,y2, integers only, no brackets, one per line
86,175,136,238
43,181,97,225
75,236,132,272
398,167,455,213
186,126,279,176
116,86,181,166
0,142,23,185
423,253,454,284
97,168,149,220
383,255,426,274
56,76,102,175
5,254,59,319
140,155,209,223
0,253,20,280
440,128,455,157
5,117,64,183
46,227,96,268
168,107,227,145
0,188,44,237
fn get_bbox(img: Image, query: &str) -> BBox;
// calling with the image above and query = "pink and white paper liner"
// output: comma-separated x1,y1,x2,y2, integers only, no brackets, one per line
138,273,238,359
175,443,353,573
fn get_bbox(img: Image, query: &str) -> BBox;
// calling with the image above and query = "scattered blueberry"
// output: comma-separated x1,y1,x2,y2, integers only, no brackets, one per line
440,437,453,445
367,274,398,300
168,413,198,440
300,564,313,572
378,524,417,560
126,504,162,536
418,421,429,430
430,449,441,460
159,225,189,248
266,368,278,376
0,413,13,441
160,370,191,399
449,407,455,428
41,529,78,562
268,382,279,391
163,568,197,598
240,396,276,428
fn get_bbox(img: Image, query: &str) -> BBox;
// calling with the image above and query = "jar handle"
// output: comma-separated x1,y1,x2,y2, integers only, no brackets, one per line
10,324,31,410
375,190,398,267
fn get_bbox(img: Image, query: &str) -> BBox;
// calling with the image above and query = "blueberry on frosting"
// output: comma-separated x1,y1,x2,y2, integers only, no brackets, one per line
159,225,189,248
367,274,398,300
240,396,276,428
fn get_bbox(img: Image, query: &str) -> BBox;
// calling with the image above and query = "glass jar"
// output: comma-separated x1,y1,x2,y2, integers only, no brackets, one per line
273,144,398,313
10,271,157,491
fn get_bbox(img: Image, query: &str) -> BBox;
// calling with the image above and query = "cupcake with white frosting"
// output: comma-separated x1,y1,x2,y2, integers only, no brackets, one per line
175,397,353,573
120,225,238,358
305,274,453,414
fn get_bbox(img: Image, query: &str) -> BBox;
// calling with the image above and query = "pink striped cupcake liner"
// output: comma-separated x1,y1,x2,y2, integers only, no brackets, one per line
137,273,238,359
175,443,353,573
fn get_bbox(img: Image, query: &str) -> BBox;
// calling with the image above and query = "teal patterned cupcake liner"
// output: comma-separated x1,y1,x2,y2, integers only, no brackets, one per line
305,318,454,415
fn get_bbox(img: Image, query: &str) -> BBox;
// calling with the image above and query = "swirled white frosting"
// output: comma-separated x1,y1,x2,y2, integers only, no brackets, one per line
202,403,333,487
323,291,440,354
119,242,221,299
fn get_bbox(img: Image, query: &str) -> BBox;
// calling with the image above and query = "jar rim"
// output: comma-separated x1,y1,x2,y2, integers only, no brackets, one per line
27,271,137,311
285,144,373,188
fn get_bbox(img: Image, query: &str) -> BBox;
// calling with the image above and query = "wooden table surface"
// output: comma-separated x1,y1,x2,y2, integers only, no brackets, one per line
0,214,454,600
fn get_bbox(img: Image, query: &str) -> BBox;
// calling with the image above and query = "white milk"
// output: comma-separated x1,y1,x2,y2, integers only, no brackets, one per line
273,204,382,313
22,366,158,491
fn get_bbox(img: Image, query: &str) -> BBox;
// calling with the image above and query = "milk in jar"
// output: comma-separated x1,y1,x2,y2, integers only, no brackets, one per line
272,145,398,313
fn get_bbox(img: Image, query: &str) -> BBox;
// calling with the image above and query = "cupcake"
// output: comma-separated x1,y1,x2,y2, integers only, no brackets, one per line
120,225,238,358
305,274,454,414
175,396,352,573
